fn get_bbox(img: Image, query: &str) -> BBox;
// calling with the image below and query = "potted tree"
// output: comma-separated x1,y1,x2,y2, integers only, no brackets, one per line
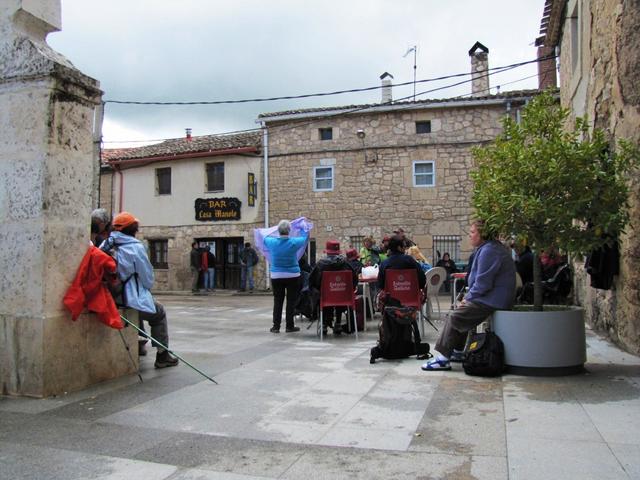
471,91,639,375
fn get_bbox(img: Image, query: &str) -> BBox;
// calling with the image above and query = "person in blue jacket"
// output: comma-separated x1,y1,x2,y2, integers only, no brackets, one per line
423,219,515,371
101,212,178,369
264,219,309,333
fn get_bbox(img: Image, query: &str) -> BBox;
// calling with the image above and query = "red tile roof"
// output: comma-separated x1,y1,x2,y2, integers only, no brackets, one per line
102,131,261,163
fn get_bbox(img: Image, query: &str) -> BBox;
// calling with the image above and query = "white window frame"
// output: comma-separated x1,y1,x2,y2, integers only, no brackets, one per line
313,165,334,191
413,160,435,187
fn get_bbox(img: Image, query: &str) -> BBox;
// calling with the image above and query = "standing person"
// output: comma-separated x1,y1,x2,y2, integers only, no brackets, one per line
101,212,178,368
264,220,309,333
239,242,259,292
190,241,201,294
422,220,515,371
204,246,216,291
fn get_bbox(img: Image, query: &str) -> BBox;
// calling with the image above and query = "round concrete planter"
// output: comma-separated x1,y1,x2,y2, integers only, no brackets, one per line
492,306,586,376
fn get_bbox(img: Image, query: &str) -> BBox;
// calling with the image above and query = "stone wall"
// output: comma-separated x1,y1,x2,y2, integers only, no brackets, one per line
560,0,640,354
0,2,138,396
138,220,268,291
266,103,513,260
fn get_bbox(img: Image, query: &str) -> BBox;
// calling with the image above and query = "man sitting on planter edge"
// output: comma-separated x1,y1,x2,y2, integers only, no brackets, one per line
422,219,515,371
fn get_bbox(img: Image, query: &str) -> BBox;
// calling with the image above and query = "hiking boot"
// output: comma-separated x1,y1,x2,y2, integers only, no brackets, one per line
270,326,280,333
285,326,300,333
154,351,179,369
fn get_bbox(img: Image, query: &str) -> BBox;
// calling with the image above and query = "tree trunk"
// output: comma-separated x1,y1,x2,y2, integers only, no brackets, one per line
533,251,543,311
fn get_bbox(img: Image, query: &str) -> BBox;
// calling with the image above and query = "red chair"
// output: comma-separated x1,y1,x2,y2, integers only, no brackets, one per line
383,269,435,335
319,270,357,341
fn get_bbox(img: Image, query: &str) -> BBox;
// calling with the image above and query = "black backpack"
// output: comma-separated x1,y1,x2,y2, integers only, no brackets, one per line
462,330,505,377
100,237,138,308
370,296,430,364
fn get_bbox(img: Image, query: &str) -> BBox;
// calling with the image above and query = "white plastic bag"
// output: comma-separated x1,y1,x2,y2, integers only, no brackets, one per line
361,265,379,279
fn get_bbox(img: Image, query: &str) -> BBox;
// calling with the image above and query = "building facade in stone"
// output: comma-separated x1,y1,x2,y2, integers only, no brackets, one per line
258,45,541,266
538,0,640,354
101,131,265,291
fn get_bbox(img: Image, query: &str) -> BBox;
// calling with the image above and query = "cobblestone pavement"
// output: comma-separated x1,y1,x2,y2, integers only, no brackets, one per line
1,293,639,479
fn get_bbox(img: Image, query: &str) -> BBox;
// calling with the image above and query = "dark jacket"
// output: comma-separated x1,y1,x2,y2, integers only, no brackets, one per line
206,251,216,266
240,246,259,267
190,248,201,269
435,258,458,275
377,252,426,290
310,254,358,291
516,248,533,284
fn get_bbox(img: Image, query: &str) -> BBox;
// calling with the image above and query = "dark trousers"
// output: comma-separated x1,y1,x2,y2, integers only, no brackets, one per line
434,301,495,357
271,276,301,329
138,300,170,351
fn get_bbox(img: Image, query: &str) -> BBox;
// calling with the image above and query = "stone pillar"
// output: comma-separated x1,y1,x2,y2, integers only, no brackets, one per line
0,0,137,397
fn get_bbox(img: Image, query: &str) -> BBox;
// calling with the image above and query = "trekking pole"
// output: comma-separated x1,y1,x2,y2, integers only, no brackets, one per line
117,329,144,383
119,314,218,385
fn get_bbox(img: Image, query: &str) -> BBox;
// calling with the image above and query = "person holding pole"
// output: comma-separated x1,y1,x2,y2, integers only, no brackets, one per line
101,212,179,369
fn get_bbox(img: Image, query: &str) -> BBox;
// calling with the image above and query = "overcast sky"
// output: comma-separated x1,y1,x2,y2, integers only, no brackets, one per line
48,0,547,147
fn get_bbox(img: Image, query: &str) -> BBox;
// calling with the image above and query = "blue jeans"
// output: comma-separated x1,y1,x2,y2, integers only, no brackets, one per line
241,264,254,290
204,268,215,289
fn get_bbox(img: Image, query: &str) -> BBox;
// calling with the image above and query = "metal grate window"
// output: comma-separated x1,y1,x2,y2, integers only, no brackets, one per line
149,239,168,269
432,235,461,264
349,236,364,253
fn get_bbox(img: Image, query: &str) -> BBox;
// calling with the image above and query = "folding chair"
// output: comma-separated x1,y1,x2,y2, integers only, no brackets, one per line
384,269,437,335
319,270,357,341
424,267,447,320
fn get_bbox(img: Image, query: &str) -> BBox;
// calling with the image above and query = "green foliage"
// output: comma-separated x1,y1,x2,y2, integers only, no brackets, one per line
471,91,639,309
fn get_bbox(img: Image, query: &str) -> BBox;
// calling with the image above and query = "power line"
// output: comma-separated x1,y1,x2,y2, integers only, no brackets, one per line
103,55,554,106
102,57,554,146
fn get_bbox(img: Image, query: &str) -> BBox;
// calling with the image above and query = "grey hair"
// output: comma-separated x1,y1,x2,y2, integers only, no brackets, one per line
277,219,291,235
91,208,110,224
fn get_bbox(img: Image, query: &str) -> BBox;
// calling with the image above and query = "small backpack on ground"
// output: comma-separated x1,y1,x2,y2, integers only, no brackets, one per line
462,330,505,377
370,295,431,364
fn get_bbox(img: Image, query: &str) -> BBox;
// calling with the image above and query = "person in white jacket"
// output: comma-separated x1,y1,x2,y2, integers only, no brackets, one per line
101,212,178,369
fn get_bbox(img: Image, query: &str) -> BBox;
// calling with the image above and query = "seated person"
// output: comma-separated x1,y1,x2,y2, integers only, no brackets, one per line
423,220,515,371
346,248,363,277
100,212,179,369
310,240,358,335
377,235,427,298
359,236,382,266
406,245,432,272
515,245,534,284
435,252,458,292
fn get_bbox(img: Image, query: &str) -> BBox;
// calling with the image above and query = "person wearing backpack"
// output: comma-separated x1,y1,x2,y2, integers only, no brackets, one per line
239,242,259,292
422,220,515,371
103,212,179,369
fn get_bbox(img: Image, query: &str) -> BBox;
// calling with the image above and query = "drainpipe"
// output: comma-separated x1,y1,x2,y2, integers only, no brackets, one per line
116,165,124,212
262,122,270,289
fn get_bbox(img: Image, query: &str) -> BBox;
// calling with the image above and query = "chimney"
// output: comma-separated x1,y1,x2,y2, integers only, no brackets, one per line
380,72,393,104
185,128,192,141
536,44,557,90
468,42,490,97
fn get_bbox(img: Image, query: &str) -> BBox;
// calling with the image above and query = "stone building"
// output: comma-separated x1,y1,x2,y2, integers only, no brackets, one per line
101,131,265,291
537,0,640,353
258,44,540,265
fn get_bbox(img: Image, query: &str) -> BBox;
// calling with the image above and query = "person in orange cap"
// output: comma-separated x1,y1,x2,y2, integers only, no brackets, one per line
101,212,179,369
